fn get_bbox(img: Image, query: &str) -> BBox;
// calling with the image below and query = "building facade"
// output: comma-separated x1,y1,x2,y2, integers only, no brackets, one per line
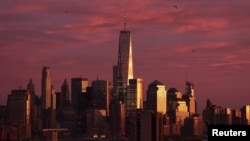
41,66,52,109
71,77,88,113
146,80,167,115
125,78,144,115
113,28,134,102
91,79,111,116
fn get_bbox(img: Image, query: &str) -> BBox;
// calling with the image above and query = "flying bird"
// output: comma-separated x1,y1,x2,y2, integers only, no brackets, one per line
173,5,178,9
192,49,196,53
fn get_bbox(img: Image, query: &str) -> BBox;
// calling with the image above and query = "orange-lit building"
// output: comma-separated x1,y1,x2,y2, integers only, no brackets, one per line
146,80,167,115
6,89,32,139
125,78,144,115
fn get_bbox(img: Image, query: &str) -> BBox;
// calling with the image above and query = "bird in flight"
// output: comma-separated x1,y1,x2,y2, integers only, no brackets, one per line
173,5,178,9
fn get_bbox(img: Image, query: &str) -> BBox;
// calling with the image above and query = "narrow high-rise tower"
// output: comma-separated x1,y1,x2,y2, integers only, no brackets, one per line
183,81,197,115
41,66,52,109
60,78,70,108
118,30,133,85
125,78,143,115
112,16,133,101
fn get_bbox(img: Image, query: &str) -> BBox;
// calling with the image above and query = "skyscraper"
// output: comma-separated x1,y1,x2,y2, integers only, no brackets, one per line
71,77,88,113
91,79,111,116
146,80,167,115
41,66,57,128
183,81,197,115
125,78,144,115
6,89,32,138
41,66,52,109
113,24,133,101
27,79,35,105
110,12,134,138
118,30,133,84
60,78,70,110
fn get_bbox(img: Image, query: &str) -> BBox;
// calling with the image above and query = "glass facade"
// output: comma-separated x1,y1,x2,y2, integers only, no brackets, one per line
125,78,143,115
113,30,134,101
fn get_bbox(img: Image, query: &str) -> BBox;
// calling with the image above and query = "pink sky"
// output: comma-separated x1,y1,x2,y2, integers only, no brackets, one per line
1,0,250,113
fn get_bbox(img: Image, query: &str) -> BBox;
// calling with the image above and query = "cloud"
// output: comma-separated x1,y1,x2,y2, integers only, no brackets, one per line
1,0,250,111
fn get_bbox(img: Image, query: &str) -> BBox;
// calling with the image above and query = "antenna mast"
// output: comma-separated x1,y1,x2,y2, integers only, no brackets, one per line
123,1,127,31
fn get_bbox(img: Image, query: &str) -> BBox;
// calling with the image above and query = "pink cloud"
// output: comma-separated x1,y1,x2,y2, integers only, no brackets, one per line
1,0,250,112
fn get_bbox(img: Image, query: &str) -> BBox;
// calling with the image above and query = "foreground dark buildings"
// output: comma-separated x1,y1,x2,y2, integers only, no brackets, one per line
1,26,250,141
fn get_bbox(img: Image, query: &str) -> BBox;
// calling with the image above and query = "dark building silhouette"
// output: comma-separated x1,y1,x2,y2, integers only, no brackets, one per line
84,108,108,136
91,79,111,117
232,108,242,124
0,106,6,126
109,98,126,138
6,89,32,139
203,99,231,125
57,79,70,116
125,109,141,141
71,77,88,114
183,114,203,136
140,111,164,141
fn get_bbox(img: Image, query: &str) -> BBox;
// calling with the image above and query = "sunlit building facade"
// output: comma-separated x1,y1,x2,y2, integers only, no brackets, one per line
241,105,250,125
182,81,197,115
41,66,52,109
125,78,143,115
167,88,189,136
146,80,167,115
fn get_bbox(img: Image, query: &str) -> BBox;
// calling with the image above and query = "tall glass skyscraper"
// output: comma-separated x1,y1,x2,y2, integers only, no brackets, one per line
113,28,134,101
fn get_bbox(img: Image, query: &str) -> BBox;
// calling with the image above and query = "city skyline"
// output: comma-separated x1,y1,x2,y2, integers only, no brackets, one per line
1,0,250,113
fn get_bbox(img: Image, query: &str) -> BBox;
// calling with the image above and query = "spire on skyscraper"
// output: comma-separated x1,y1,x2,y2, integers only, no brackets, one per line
123,0,127,31
112,2,133,101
